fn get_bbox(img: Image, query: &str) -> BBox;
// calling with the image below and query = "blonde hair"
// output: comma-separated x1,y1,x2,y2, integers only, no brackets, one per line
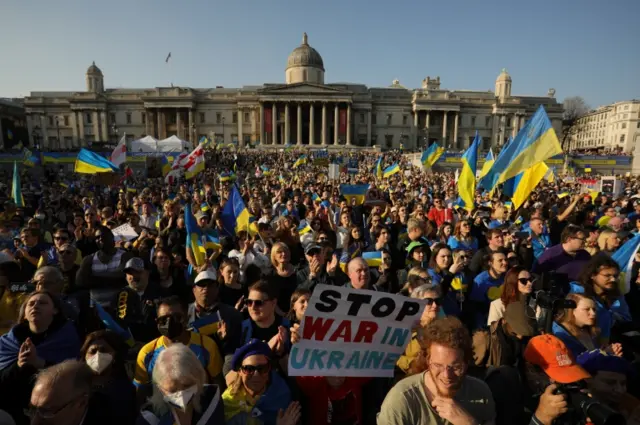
555,293,599,340
597,229,616,252
270,242,290,267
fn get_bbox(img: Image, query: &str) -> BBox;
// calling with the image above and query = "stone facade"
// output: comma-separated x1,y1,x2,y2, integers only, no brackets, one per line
567,100,640,153
24,34,563,151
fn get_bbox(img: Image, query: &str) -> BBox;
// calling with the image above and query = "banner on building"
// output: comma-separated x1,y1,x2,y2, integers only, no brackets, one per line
264,108,272,134
313,150,329,167
339,109,347,135
288,285,425,377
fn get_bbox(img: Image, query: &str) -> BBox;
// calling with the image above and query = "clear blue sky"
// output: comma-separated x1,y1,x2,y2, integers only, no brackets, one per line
2,0,638,108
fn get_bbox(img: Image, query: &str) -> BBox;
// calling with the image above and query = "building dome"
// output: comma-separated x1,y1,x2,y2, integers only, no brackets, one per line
496,68,511,82
286,33,324,71
87,61,103,75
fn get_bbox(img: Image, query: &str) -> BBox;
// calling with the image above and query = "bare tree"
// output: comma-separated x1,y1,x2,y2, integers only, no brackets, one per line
561,96,590,149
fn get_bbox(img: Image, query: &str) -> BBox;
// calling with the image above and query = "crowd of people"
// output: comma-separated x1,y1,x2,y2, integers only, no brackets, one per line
0,147,638,425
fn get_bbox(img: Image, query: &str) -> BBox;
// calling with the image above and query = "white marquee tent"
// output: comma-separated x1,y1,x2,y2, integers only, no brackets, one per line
130,135,189,153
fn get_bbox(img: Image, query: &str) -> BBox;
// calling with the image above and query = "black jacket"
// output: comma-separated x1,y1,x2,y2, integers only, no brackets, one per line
296,265,335,292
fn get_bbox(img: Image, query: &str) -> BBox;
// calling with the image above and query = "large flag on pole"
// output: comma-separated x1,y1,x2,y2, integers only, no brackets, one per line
479,148,494,179
221,185,258,236
11,162,24,207
502,162,549,209
182,145,205,179
74,149,119,174
612,234,640,295
421,143,445,167
110,135,127,167
479,105,562,192
457,132,481,212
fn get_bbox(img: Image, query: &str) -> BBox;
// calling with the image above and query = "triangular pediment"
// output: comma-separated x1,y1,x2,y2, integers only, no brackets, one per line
259,83,350,95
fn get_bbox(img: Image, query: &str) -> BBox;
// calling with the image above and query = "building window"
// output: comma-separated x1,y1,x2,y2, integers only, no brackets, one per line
126,113,132,124
485,117,491,128
110,113,116,124
385,134,393,148
360,113,365,124
402,115,408,125
216,113,222,124
244,112,250,123
142,113,146,124
47,116,53,126
199,112,205,123
471,116,476,127
232,112,238,124
620,134,626,142
386,114,392,125
372,114,377,125
86,114,92,124
63,116,69,126
637,122,640,128
507,117,512,127
622,122,627,129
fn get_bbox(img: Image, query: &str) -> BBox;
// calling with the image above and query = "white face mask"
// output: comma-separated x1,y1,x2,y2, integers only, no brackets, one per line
86,352,113,374
163,385,198,411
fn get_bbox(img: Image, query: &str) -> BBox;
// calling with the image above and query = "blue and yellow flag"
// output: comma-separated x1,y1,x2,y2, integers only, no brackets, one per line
160,156,171,176
191,310,222,336
11,162,24,207
457,132,481,212
362,251,383,267
422,143,445,167
221,185,258,236
612,233,640,295
74,148,118,174
261,165,272,176
479,148,494,179
199,136,210,147
375,156,383,179
203,229,222,251
340,184,368,205
293,155,307,169
91,300,134,347
278,174,286,184
479,105,562,192
502,162,549,209
383,163,400,178
185,204,207,266
219,171,237,182
297,221,312,235
284,144,294,153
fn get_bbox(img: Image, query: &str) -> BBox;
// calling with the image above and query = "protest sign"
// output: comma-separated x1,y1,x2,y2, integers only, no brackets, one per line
288,284,425,377
111,223,139,242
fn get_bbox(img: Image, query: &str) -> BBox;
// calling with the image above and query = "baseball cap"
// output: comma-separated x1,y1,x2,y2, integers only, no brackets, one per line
406,241,426,254
124,257,146,273
504,301,536,337
194,270,217,286
305,244,322,255
194,211,207,220
524,334,591,384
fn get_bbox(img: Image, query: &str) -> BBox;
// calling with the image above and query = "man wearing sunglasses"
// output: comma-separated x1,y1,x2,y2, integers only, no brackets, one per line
38,228,82,269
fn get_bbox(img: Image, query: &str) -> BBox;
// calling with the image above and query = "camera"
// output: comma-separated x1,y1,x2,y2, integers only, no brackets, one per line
530,271,576,334
553,383,625,425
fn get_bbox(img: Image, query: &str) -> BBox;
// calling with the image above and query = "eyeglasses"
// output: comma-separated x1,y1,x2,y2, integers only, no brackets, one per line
24,393,87,419
423,297,443,306
157,313,184,325
240,363,270,375
246,299,270,308
458,255,469,260
428,362,465,375
53,236,68,241
518,277,534,285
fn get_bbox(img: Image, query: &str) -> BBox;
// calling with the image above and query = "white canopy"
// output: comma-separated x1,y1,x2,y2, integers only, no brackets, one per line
130,136,159,153
157,135,189,153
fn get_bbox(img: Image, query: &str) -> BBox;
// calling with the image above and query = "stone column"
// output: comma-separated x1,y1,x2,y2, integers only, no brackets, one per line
93,111,100,142
176,110,182,139
41,115,49,149
425,111,430,142
284,103,290,145
189,109,194,143
346,104,352,145
453,112,459,149
309,103,315,145
157,110,162,139
68,114,77,146
334,104,339,145
512,114,519,138
237,108,243,147
321,103,327,145
251,108,257,143
76,112,84,146
259,104,264,145
367,110,372,147
272,104,277,145
100,111,108,142
442,112,448,146
297,103,302,145
500,115,506,145
492,114,498,147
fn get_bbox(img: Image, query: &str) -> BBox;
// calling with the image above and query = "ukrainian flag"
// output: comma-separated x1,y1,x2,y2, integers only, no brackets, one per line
11,162,24,207
375,156,383,179
312,193,321,203
584,166,592,173
589,191,599,204
362,251,383,267
278,174,286,184
422,143,444,167
558,192,570,199
191,310,222,336
199,136,210,147
185,204,207,266
502,162,549,209
612,233,640,294
203,229,222,251
340,184,368,205
479,105,562,192
219,171,236,182
457,132,481,212
293,155,307,169
74,148,118,174
261,165,272,176
160,156,171,176
284,144,294,153
91,300,134,347
298,221,312,235
221,185,258,236
200,202,210,213
479,148,494,179
383,163,400,178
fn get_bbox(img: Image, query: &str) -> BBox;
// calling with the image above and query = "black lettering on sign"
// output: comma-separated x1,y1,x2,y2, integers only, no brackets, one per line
395,301,420,321
346,292,372,316
315,289,340,313
371,297,395,318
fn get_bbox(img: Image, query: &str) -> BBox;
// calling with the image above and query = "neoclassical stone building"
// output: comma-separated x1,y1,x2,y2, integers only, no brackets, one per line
24,33,563,151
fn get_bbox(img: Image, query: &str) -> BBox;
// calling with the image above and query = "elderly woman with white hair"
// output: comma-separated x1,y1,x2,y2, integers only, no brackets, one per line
136,343,224,425
395,283,445,378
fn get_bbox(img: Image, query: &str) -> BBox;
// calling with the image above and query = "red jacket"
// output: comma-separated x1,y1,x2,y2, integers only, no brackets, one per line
296,376,371,425
427,207,454,227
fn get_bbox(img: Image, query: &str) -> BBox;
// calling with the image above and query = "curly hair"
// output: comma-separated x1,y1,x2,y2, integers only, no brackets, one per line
408,316,472,375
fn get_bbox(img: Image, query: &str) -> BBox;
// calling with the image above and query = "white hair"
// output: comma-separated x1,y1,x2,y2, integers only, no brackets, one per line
149,343,206,415
410,283,441,299
34,266,64,285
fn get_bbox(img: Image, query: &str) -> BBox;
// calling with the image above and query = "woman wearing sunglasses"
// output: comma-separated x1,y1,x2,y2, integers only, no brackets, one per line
222,339,300,425
395,283,444,379
487,266,534,326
